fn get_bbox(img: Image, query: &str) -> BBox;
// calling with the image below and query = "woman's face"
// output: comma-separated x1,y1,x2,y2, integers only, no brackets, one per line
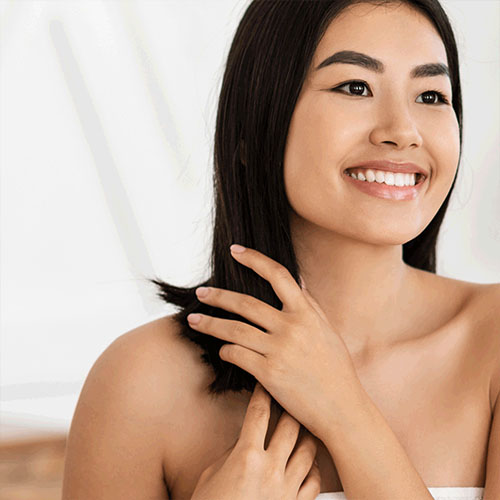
283,2,460,245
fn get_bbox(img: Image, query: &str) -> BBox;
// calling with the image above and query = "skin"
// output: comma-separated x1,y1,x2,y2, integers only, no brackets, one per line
61,3,498,499
180,2,494,494
283,2,461,365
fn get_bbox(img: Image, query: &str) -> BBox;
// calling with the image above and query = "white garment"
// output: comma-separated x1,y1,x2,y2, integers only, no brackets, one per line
315,486,484,499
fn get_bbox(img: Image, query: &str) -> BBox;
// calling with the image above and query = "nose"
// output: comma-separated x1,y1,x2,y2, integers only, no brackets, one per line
369,98,423,150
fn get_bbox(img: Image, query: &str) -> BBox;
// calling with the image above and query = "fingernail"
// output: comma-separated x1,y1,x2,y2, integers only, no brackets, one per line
187,313,202,324
230,244,246,253
196,287,210,297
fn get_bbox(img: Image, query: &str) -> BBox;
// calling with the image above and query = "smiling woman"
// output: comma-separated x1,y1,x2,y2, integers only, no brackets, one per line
61,1,499,500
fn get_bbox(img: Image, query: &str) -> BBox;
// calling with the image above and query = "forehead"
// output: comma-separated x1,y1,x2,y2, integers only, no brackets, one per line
312,2,448,70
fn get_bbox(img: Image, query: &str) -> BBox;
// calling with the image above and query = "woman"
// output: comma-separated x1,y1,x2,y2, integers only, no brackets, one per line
62,1,499,499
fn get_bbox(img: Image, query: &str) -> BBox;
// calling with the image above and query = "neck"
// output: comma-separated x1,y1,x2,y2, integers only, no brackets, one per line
291,212,423,361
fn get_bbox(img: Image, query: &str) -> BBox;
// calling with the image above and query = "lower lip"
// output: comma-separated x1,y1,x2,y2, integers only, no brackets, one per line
343,172,426,201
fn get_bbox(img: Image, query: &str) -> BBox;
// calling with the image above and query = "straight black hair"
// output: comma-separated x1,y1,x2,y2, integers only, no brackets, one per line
149,0,463,398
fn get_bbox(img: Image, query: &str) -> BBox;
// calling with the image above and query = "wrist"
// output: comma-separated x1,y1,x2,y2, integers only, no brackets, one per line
325,372,370,429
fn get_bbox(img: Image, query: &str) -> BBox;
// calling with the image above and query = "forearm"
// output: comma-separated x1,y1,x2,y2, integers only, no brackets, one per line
321,382,433,500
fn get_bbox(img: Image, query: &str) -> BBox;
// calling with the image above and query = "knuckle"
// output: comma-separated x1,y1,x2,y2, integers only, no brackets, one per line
240,295,255,311
287,324,303,341
281,410,300,426
248,401,270,420
281,415,300,437
295,446,312,465
275,265,290,281
239,445,262,470
269,355,287,378
297,437,317,460
268,463,283,483
283,425,299,443
232,322,245,338
302,431,318,450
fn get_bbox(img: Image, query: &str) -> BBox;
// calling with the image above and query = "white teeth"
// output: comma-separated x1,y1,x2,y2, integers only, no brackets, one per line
394,172,405,186
384,172,395,186
348,168,418,187
375,170,385,183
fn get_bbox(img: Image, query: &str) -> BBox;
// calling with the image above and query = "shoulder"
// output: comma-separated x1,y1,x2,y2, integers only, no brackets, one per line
466,282,500,345
86,314,191,418
471,283,500,408
103,313,212,440
106,313,203,387
465,282,500,414
63,314,205,499
422,273,500,413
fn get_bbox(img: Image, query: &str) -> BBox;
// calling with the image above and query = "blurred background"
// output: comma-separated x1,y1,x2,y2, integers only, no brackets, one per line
0,0,499,498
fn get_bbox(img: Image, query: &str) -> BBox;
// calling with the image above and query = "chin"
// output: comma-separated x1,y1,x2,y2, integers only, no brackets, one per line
341,221,426,246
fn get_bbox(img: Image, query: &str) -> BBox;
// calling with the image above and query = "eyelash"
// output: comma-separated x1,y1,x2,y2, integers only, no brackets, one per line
331,80,450,105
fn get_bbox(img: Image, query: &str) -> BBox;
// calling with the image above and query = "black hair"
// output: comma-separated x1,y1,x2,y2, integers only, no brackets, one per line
148,0,463,398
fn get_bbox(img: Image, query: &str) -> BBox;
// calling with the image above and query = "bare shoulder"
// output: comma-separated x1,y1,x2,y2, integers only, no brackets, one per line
465,281,500,351
451,280,500,414
469,282,500,413
419,271,500,413
62,313,201,499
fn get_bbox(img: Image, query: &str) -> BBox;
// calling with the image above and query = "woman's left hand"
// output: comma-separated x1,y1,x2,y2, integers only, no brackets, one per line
187,244,361,439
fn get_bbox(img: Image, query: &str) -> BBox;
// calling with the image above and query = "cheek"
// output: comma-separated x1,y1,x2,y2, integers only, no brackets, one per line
425,113,461,206
283,101,356,201
283,111,342,221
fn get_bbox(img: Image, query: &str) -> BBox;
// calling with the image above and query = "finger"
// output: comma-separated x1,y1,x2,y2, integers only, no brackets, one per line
194,286,281,333
188,314,270,355
219,343,267,381
229,245,306,312
237,382,271,451
266,411,301,465
296,460,321,500
285,429,319,490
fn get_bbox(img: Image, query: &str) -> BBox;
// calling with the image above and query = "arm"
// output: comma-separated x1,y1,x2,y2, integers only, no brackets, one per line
321,380,433,500
62,323,174,500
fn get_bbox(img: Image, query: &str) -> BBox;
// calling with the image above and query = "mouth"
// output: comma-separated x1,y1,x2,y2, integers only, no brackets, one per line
343,167,427,186
342,167,427,201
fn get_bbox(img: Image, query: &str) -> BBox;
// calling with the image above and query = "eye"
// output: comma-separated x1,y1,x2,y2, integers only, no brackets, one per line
330,81,451,105
332,80,371,97
416,90,450,105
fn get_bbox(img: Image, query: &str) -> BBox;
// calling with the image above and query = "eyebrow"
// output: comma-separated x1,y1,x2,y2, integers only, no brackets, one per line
315,50,450,79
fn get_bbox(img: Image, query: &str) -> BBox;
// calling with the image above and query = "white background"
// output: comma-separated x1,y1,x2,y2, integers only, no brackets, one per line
1,0,499,436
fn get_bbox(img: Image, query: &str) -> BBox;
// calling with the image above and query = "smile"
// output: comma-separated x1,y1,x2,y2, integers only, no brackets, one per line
343,168,426,201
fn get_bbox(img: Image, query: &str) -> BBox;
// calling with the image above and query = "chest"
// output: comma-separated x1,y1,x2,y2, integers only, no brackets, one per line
166,331,492,499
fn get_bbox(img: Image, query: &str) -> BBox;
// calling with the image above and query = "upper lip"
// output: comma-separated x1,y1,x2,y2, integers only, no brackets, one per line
345,160,428,178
